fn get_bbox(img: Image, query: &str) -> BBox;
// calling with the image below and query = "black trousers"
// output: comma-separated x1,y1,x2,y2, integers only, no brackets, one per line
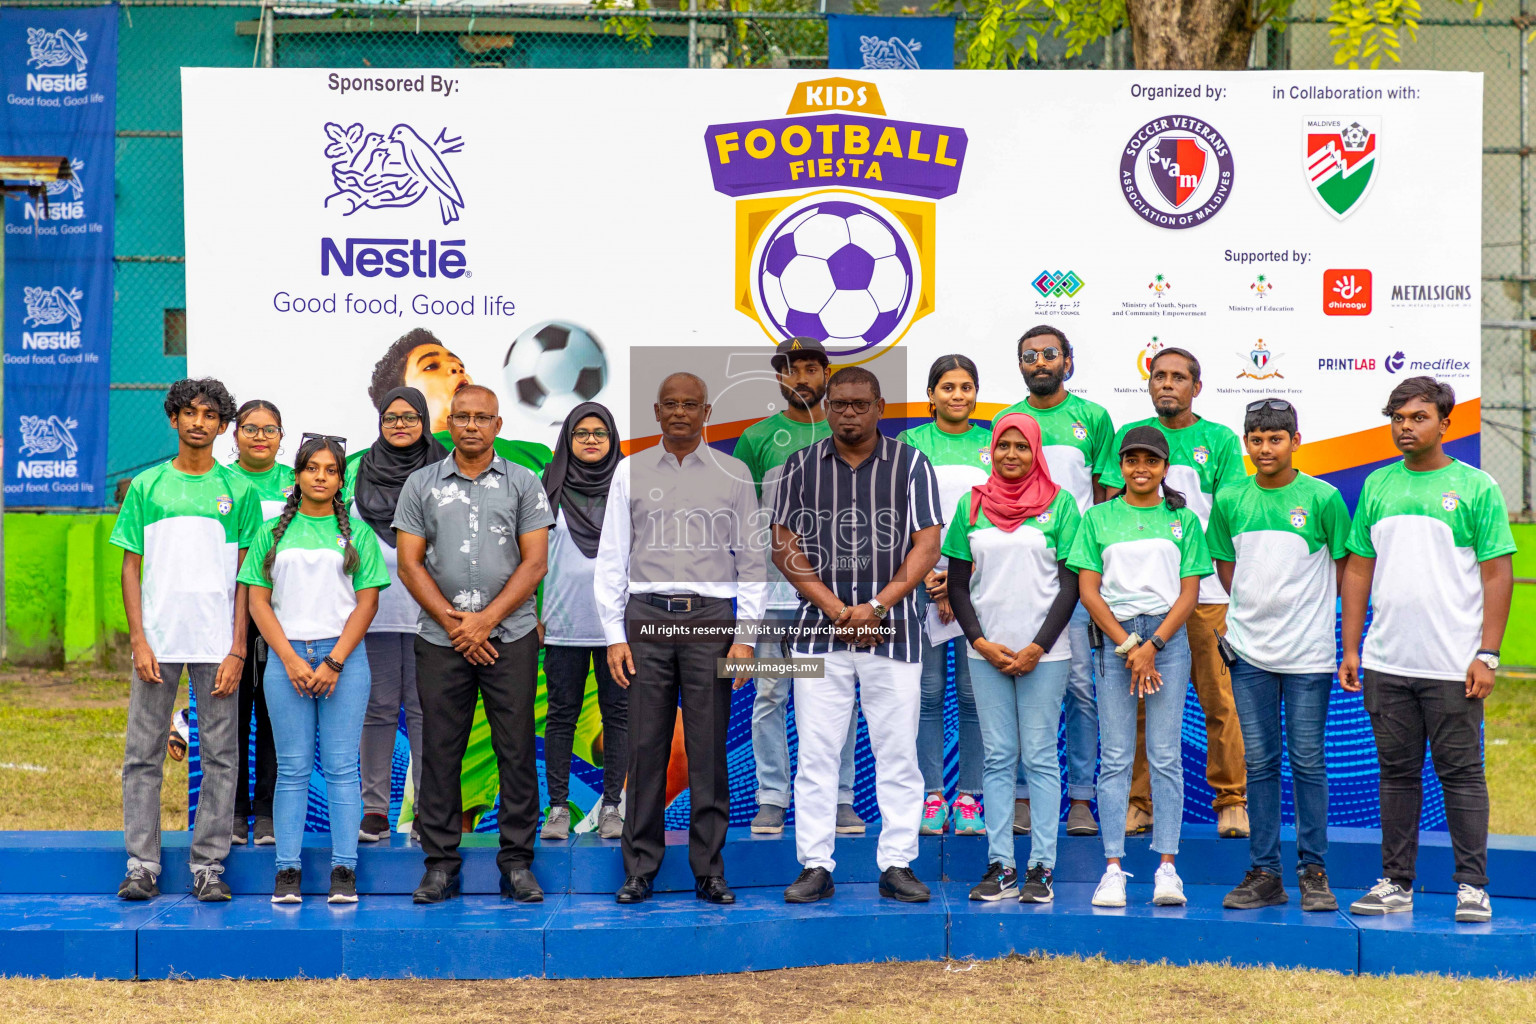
543,644,628,807
1364,669,1490,887
622,596,734,881
236,625,276,820
415,631,541,876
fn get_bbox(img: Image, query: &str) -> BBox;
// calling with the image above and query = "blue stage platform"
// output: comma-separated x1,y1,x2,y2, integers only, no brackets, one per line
3,827,1534,980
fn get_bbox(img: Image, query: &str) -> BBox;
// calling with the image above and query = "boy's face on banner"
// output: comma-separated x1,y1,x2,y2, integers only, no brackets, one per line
403,344,471,434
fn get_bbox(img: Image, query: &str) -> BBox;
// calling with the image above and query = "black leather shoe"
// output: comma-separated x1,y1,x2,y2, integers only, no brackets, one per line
878,866,931,903
412,869,460,904
615,875,653,904
501,867,544,903
695,876,736,904
784,866,835,904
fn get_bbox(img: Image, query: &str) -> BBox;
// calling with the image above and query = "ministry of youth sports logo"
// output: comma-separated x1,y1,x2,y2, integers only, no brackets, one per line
1121,115,1235,229
22,286,84,330
25,27,89,72
18,415,78,459
323,122,465,225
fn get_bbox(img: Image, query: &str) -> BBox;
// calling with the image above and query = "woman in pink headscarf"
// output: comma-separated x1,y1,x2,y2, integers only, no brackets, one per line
941,411,1084,905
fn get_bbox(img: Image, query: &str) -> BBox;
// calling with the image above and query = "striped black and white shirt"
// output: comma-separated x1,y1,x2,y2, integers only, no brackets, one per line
771,433,942,663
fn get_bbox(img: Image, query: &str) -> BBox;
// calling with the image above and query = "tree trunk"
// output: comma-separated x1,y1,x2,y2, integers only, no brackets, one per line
1126,0,1257,69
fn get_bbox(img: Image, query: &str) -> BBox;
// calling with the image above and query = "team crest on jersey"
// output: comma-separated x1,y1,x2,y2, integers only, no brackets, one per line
336,535,348,549
1072,422,1088,441
1036,511,1052,524
1289,506,1308,529
978,448,991,465
1170,520,1184,540
1442,491,1460,512
216,494,232,516
1192,445,1210,465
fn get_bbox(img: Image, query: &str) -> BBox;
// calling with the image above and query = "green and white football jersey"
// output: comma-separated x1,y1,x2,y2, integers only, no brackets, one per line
941,489,1081,662
994,392,1114,515
1099,415,1244,605
1068,497,1213,621
110,461,263,662
1347,460,1516,681
228,460,295,521
897,420,992,548
238,513,391,641
1206,473,1351,674
734,411,831,611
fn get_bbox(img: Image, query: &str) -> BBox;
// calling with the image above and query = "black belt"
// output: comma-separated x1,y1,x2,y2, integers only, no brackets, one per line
635,593,720,613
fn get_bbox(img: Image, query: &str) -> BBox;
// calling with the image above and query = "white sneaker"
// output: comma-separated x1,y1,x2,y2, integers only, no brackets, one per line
1153,862,1187,906
1091,865,1131,907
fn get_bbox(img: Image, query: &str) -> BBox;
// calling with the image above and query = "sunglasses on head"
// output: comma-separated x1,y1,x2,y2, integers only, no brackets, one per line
300,432,347,454
1246,399,1294,414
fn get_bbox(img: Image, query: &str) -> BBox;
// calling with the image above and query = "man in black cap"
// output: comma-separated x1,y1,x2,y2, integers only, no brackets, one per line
733,337,865,836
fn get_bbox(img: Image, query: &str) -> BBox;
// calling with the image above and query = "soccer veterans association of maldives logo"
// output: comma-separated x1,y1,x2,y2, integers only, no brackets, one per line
1442,491,1460,512
1305,117,1379,220
1290,506,1309,529
704,79,967,356
1121,115,1235,229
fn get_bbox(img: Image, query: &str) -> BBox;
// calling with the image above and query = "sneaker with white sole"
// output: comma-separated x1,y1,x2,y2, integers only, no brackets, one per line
1018,863,1055,904
1349,878,1413,916
920,793,947,836
1153,862,1187,906
750,804,785,834
328,866,358,904
1012,798,1031,836
835,803,866,835
540,806,570,841
969,862,1019,901
1454,884,1492,923
271,868,301,904
951,795,985,836
597,803,624,840
1091,865,1131,907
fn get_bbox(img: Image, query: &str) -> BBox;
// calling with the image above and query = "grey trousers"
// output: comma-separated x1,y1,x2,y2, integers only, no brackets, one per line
360,631,424,819
123,662,238,878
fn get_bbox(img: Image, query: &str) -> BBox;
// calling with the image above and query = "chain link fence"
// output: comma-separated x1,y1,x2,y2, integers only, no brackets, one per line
1,0,1531,512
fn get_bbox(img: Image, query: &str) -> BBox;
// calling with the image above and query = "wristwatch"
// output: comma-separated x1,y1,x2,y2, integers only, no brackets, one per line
1476,649,1500,671
1149,634,1166,652
868,598,889,620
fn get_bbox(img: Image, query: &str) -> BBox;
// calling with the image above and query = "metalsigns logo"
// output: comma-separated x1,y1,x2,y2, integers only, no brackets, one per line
704,79,968,356
1323,268,1371,315
24,27,89,92
1121,115,1235,229
16,414,79,479
1305,117,1379,220
1032,270,1084,298
1235,339,1284,380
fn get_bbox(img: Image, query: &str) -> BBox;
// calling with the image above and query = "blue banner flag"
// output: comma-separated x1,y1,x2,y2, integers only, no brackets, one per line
826,15,956,71
0,6,116,508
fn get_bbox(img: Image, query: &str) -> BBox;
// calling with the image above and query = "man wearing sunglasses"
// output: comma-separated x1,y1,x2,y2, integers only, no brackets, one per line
1206,399,1351,912
996,325,1115,839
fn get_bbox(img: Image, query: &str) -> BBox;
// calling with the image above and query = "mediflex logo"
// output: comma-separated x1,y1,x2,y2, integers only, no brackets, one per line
24,27,89,92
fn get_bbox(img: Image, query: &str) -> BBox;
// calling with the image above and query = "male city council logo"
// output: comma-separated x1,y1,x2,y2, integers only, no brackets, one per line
323,121,465,225
1033,269,1084,298
18,415,78,459
25,27,89,72
22,285,84,330
1290,507,1308,529
1121,115,1235,229
704,79,968,357
1305,117,1379,220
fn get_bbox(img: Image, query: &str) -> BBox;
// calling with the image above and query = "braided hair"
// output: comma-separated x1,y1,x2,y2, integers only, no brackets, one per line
262,487,302,580
331,491,361,575
262,436,358,578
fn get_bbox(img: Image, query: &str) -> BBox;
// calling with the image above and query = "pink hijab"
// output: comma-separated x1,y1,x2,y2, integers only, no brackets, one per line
969,412,1060,532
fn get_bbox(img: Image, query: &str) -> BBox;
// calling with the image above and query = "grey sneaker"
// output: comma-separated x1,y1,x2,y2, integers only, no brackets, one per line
193,870,232,902
597,803,623,840
1350,878,1413,916
751,804,786,834
1065,801,1099,836
835,803,866,835
540,805,571,841
1455,884,1492,923
1012,799,1031,836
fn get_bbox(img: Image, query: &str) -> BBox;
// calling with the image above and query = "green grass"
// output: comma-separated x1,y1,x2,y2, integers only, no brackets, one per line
1488,677,1536,836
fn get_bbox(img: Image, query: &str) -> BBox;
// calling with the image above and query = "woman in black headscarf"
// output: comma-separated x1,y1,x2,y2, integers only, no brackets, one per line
538,401,628,841
349,386,448,844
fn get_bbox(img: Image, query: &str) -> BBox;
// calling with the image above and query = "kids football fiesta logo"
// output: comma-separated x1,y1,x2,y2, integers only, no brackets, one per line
704,79,968,356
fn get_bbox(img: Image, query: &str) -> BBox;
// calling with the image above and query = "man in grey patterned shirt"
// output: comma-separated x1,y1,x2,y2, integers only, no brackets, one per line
395,385,554,905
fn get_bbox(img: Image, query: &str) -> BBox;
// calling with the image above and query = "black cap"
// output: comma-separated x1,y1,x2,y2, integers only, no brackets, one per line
1119,425,1170,460
771,336,830,371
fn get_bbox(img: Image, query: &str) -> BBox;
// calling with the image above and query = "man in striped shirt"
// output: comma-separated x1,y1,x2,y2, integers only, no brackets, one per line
771,366,943,905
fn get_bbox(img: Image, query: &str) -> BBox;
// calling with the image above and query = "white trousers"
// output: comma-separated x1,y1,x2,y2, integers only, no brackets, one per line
792,649,923,872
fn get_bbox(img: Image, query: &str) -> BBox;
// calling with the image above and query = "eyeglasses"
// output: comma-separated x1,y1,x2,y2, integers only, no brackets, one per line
300,432,347,454
238,424,281,439
828,399,874,414
573,428,611,442
382,412,421,428
1019,347,1062,365
659,400,703,414
1246,399,1294,413
448,413,497,428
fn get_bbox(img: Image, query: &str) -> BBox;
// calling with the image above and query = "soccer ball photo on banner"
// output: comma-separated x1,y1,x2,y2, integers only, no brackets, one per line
501,319,608,433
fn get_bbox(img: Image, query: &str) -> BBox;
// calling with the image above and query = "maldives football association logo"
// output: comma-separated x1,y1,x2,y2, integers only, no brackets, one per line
1121,115,1235,230
1305,117,1379,220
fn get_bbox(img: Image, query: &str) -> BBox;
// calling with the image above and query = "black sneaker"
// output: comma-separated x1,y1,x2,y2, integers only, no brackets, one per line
118,868,159,901
253,816,276,846
231,816,248,846
1349,878,1413,916
1298,865,1338,912
272,867,302,904
784,866,834,904
328,866,358,904
878,866,931,903
358,813,390,843
969,862,1019,902
193,871,232,902
1018,862,1055,904
1223,867,1288,909
1455,884,1492,923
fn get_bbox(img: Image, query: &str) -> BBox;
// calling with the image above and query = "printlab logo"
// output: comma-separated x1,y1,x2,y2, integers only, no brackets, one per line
1323,269,1371,316
1032,269,1085,298
1385,350,1406,373
1235,339,1284,380
1136,337,1164,380
22,285,84,330
1121,115,1235,229
1305,117,1379,221
858,35,922,69
323,121,465,225
17,414,78,459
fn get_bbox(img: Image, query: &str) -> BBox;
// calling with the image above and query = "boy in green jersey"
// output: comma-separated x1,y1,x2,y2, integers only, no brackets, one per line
1207,399,1351,913
1341,378,1515,923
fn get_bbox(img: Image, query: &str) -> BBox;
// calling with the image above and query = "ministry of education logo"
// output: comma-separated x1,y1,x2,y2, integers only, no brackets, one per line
1305,117,1379,220
1290,507,1309,529
1121,115,1235,229
17,415,78,458
323,122,465,225
22,286,84,330
25,27,89,72
1032,269,1085,298
1251,274,1274,299
1441,491,1460,512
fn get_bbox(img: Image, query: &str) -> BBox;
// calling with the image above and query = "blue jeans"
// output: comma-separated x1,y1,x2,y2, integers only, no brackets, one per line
1021,604,1098,801
263,637,371,872
973,656,1070,870
752,612,856,807
1229,656,1331,875
1096,616,1191,859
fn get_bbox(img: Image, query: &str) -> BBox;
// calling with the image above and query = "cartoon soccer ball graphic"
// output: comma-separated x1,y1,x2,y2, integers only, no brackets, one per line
756,198,915,355
501,320,607,429
1340,122,1370,150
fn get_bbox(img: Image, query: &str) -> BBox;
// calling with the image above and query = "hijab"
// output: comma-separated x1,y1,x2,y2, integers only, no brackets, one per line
968,411,1060,532
543,402,622,559
355,386,449,547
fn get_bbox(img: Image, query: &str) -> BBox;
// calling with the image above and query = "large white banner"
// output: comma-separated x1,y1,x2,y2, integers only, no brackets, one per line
184,68,1482,485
